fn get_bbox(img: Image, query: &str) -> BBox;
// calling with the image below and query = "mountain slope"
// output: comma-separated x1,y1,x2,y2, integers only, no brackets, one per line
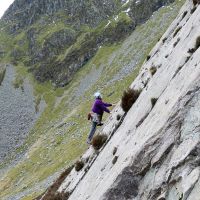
51,1,200,199
2,0,120,29
1,0,175,86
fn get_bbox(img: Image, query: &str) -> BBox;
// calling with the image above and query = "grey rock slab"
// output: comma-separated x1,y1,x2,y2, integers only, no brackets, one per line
182,167,200,200
57,1,200,200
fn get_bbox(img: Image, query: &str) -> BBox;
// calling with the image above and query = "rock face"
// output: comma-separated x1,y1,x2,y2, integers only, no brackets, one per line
1,0,175,86
54,1,200,199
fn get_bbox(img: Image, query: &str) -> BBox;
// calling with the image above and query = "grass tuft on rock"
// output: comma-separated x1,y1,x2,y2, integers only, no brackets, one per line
116,114,121,121
92,134,108,150
181,11,188,20
121,88,141,112
191,7,197,14
149,66,157,76
146,55,151,61
112,156,118,165
173,26,182,37
75,160,84,172
192,0,200,5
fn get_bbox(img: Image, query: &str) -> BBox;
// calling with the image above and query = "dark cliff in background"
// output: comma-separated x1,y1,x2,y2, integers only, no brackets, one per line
1,0,174,86
3,0,119,31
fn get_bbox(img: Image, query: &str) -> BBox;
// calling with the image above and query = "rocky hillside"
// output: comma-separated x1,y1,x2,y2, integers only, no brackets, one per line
39,0,200,199
3,0,120,30
1,0,174,86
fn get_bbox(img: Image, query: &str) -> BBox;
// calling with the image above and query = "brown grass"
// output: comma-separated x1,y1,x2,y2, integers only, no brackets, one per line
149,66,157,76
92,134,108,150
75,160,84,172
40,165,74,200
173,26,182,37
121,88,141,112
181,11,187,20
192,0,200,5
191,7,197,14
43,192,70,200
193,0,197,5
146,55,151,61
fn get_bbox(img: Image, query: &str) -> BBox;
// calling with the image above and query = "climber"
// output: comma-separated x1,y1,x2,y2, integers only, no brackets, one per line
87,92,112,144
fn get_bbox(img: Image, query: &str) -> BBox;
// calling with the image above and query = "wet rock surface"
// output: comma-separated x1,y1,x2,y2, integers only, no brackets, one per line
0,64,36,164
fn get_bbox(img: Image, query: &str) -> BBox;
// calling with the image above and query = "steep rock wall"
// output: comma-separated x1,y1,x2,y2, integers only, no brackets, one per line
56,1,200,199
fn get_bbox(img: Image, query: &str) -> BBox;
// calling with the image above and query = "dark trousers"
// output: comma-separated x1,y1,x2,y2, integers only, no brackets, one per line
88,121,98,141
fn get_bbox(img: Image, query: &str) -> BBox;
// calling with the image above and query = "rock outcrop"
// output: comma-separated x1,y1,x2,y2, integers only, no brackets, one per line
2,0,174,32
48,1,200,199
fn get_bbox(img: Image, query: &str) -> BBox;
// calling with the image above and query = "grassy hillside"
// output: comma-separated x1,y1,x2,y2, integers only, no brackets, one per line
0,0,185,199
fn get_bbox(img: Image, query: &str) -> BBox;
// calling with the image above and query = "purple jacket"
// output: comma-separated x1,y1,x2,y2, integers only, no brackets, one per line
92,99,112,115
